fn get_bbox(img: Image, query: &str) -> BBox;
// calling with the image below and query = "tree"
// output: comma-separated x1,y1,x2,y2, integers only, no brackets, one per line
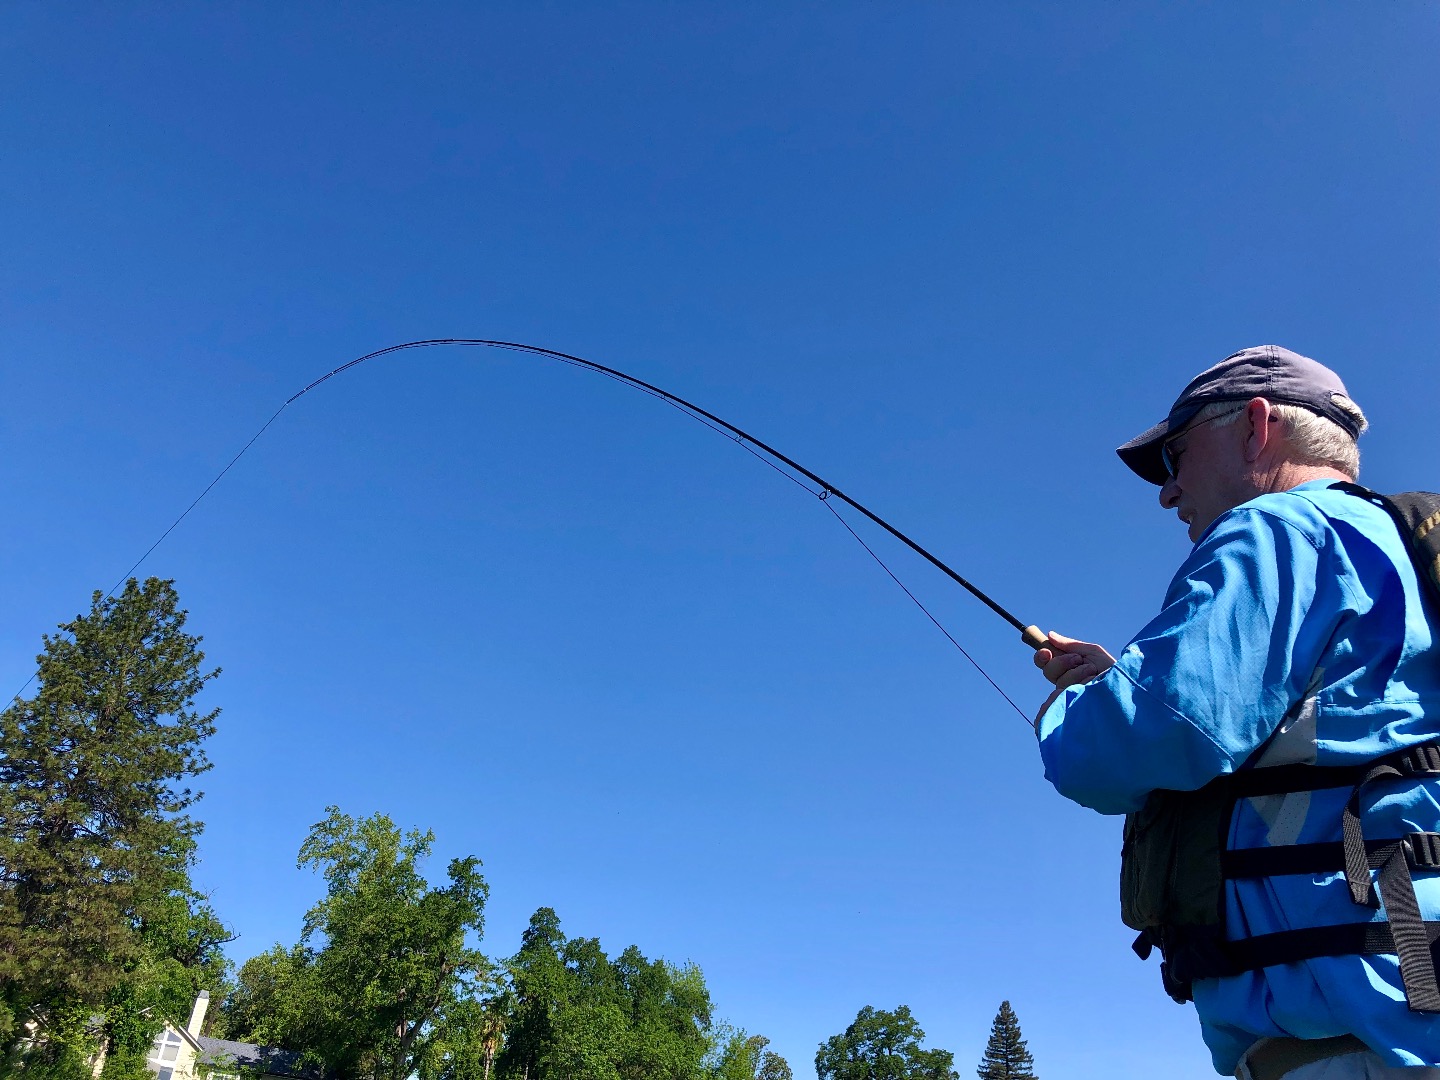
756,1049,793,1080
815,1006,957,1080
416,988,511,1080
610,942,712,1080
496,907,716,1080
975,1002,1035,1080
96,885,233,1080
0,579,221,1065
221,808,492,1080
492,907,566,1080
711,1030,792,1080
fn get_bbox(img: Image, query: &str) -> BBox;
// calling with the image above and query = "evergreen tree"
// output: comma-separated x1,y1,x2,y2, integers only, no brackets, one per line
0,579,221,1064
975,1002,1035,1080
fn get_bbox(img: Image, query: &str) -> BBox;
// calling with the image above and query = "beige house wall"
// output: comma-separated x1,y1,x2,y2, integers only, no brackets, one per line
145,993,210,1080
144,992,301,1080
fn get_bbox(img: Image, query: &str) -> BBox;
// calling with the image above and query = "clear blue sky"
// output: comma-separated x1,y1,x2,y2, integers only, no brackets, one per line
2,5,1436,1077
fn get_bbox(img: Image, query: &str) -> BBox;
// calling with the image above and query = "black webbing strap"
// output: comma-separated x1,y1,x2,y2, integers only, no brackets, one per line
1204,746,1438,802
1223,833,1440,878
1221,830,1440,1011
1225,920,1440,972
1224,761,1368,797
1342,771,1382,907
1222,742,1440,893
1334,747,1440,1012
1148,741,1440,1011
1376,838,1440,1010
1334,747,1440,901
1249,743,1440,1013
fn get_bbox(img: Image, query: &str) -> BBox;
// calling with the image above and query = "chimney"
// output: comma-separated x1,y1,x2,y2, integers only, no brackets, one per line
187,991,210,1038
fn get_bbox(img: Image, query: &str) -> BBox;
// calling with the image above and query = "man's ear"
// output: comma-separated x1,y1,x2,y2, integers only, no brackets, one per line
1241,397,1275,463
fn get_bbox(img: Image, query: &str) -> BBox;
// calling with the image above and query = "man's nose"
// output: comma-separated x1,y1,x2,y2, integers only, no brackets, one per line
1159,475,1181,509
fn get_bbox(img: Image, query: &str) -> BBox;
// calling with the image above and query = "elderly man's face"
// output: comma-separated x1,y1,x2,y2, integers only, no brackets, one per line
1158,409,1254,542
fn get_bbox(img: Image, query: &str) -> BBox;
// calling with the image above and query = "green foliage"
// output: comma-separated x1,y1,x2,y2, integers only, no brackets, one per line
710,1029,792,1080
497,907,716,1080
815,1006,957,1080
221,944,321,1051
221,820,776,1080
221,808,492,1080
98,888,232,1080
975,1002,1035,1080
3,1000,101,1080
96,1044,156,1080
756,1050,793,1080
0,579,222,1064
415,989,510,1080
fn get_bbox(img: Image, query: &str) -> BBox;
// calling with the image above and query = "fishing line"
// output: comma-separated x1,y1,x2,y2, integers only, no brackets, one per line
106,404,291,599
820,498,1031,724
10,339,1042,720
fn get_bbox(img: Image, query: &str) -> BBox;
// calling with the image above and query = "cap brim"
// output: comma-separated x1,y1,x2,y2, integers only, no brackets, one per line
1115,419,1175,486
1115,400,1210,485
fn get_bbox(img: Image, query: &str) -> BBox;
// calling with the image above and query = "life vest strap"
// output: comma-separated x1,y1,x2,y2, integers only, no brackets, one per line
1336,755,1440,1007
1225,920,1440,972
1140,738,1440,1012
1222,832,1440,878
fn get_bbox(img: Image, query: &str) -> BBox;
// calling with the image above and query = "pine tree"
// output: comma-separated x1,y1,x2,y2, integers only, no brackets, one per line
976,1001,1036,1080
0,579,220,1058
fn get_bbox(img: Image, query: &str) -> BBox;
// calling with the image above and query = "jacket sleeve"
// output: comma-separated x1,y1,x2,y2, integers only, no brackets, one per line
1036,504,1352,815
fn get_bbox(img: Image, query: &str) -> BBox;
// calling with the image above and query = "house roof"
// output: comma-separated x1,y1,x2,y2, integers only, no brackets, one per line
194,1036,324,1080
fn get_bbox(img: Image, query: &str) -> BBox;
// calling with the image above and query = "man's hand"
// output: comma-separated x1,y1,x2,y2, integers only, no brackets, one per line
1031,632,1117,731
1033,631,1117,689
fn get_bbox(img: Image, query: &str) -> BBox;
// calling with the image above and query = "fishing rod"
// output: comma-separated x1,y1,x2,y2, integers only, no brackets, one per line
84,339,1046,721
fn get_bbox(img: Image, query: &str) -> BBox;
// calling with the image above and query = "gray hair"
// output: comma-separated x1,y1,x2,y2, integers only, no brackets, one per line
1189,395,1368,479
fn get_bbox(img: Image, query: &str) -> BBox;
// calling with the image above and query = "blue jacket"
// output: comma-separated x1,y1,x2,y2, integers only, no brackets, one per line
1037,480,1440,1074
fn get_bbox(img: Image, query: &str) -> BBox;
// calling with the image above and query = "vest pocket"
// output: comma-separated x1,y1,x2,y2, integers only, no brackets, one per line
1121,782,1231,932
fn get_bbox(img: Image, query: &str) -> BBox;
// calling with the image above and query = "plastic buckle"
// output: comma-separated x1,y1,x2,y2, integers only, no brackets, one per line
1400,745,1440,775
1406,832,1440,870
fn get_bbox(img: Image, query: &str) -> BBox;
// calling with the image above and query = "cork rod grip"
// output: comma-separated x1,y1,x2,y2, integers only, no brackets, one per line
1020,625,1048,651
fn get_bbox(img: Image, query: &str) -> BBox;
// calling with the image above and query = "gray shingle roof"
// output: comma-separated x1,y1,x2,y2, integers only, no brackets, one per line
194,1036,324,1080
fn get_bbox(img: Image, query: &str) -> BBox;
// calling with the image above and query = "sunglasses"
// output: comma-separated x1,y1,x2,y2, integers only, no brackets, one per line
1161,406,1246,478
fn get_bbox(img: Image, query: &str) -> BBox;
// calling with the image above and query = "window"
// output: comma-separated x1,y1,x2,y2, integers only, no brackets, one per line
157,1069,173,1080
150,1029,184,1067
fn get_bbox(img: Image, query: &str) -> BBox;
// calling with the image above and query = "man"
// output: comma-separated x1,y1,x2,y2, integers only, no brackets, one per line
1033,346,1440,1079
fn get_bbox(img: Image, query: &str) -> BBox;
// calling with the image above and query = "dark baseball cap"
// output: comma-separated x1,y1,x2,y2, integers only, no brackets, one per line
1116,345,1363,485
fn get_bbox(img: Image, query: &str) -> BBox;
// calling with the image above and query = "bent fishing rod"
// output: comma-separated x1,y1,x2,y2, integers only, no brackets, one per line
94,339,1047,721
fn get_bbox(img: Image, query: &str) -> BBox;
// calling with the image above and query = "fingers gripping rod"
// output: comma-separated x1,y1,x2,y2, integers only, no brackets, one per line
294,340,1046,651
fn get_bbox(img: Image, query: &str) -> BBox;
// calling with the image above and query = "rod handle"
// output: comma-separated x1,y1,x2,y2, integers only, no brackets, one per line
1020,625,1048,651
